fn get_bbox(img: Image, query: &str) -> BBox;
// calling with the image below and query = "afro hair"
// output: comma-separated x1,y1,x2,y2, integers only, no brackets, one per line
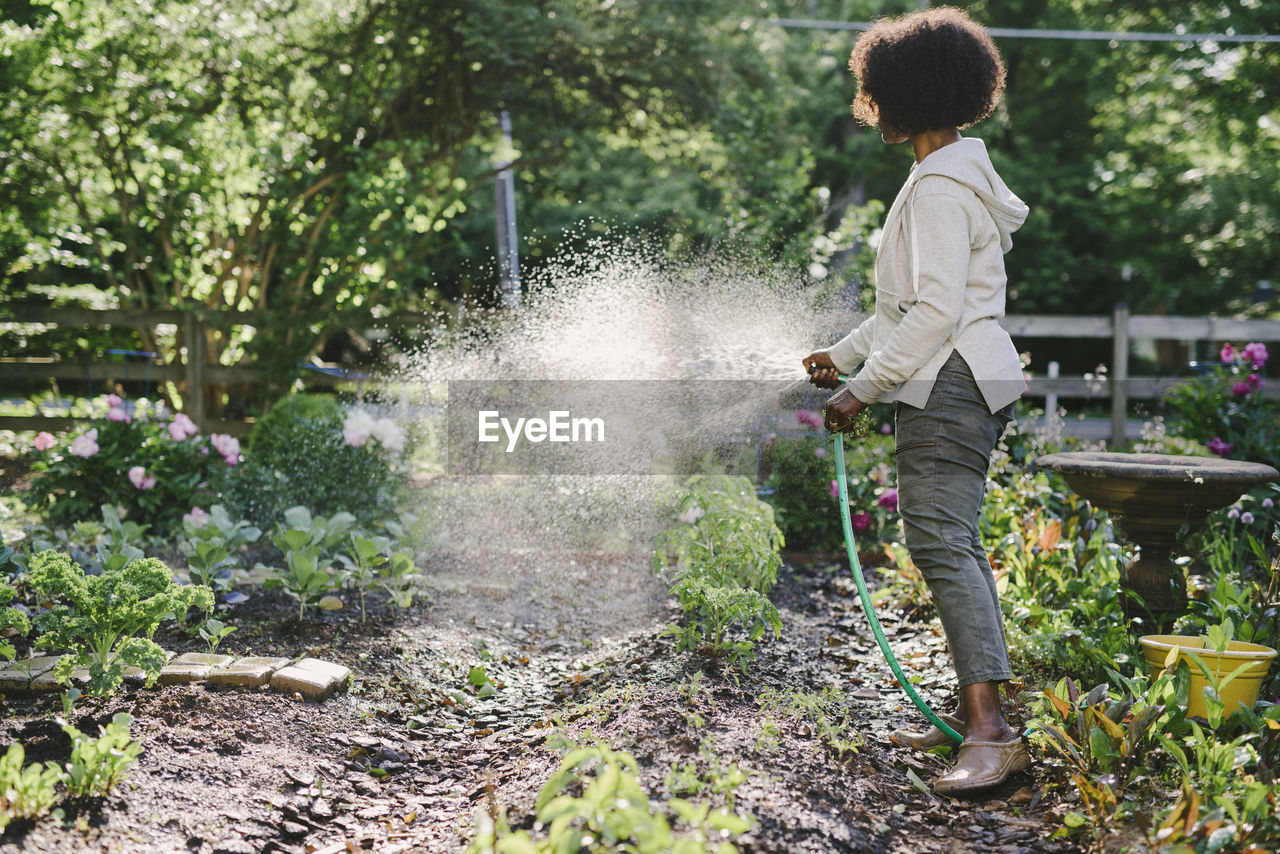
849,7,1006,137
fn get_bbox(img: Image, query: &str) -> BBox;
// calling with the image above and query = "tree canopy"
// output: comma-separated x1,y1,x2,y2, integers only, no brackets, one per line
2,0,1277,411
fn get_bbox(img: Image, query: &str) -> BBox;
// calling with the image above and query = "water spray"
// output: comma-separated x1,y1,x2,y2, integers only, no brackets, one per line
828,374,963,745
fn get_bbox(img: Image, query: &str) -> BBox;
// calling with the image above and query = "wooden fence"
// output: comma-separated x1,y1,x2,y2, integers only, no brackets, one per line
3,304,1279,445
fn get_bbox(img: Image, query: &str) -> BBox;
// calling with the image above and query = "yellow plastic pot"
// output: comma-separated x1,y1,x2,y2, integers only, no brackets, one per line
1140,634,1277,719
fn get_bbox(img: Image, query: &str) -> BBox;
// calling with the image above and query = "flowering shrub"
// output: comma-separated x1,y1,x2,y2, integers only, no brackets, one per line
1163,341,1278,469
763,409,897,554
23,396,239,532
221,392,407,527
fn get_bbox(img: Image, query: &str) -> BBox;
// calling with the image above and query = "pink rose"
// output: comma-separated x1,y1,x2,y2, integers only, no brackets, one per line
1207,437,1232,457
813,447,827,458
796,410,823,429
107,407,130,423
851,512,872,532
1219,343,1235,363
1242,341,1268,366
33,431,56,451
128,466,156,490
1232,381,1253,396
183,507,210,527
210,433,240,465
106,393,123,408
168,413,199,441
829,480,839,500
69,429,99,458
1247,373,1263,391
878,488,899,511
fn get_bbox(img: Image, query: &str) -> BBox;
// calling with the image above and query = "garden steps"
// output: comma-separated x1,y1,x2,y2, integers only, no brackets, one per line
0,652,351,700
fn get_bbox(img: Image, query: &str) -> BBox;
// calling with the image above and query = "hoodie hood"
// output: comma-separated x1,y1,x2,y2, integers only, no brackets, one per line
911,138,1028,252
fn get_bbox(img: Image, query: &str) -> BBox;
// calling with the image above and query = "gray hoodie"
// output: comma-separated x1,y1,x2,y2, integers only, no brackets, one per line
825,137,1029,412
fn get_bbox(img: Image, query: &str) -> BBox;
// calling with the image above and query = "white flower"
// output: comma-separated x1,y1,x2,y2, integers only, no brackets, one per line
678,505,705,525
343,409,376,447
371,417,406,452
183,507,210,528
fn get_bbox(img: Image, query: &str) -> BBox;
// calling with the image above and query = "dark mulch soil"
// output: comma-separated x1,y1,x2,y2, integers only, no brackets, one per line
1,546,1088,854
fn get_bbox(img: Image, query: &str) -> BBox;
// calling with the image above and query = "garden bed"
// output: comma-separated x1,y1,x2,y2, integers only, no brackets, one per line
1,547,1087,854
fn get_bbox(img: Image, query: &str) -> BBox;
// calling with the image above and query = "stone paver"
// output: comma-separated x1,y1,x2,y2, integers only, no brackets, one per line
3,650,351,701
157,652,236,686
270,657,352,701
206,656,291,689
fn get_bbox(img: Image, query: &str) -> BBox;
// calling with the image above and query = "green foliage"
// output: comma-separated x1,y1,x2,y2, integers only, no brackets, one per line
757,686,863,760
0,742,63,830
466,740,752,854
0,575,30,662
22,400,238,532
186,541,236,595
264,544,332,621
654,476,784,671
26,549,214,695
224,400,404,528
61,712,142,799
180,504,262,554
195,617,237,655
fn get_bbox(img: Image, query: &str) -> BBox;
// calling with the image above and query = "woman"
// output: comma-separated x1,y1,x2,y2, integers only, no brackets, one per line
802,7,1031,795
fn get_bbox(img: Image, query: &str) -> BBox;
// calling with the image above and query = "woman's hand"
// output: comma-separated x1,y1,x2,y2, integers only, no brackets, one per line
823,388,867,433
802,351,841,389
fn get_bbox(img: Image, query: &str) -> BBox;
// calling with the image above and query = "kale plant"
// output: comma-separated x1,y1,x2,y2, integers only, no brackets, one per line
27,550,214,695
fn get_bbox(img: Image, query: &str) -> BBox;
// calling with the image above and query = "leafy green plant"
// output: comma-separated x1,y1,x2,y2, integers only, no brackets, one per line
264,537,333,620
654,475,784,671
757,686,863,759
337,534,390,622
180,503,262,553
466,740,752,854
378,550,422,613
60,712,142,798
0,743,63,830
185,541,237,595
195,617,238,655
0,576,30,662
27,549,214,695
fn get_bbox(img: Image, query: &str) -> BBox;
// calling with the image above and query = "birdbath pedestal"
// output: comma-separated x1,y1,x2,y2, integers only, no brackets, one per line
1033,452,1278,623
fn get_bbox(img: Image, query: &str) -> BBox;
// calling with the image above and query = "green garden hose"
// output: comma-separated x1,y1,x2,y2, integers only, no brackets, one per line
831,416,964,745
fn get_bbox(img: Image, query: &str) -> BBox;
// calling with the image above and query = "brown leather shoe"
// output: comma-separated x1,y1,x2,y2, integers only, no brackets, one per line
932,738,1032,795
890,713,966,751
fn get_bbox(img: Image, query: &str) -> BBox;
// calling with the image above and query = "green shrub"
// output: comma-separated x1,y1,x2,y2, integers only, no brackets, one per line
1161,341,1278,469
221,393,406,527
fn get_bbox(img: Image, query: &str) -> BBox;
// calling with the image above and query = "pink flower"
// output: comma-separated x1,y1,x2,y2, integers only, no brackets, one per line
829,480,839,499
1241,511,1255,525
106,393,123,408
210,433,240,465
69,429,99,458
1247,373,1263,391
813,447,827,458
878,488,899,511
796,410,823,429
107,407,130,423
1207,437,1232,457
1232,381,1253,396
1242,342,1268,366
183,506,210,527
1261,498,1274,509
880,423,893,435
127,466,156,490
1219,343,1235,363
168,413,199,441
851,511,872,532
33,432,56,451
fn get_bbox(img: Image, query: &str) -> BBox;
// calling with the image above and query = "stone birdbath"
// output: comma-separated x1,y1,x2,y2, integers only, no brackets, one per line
1033,452,1279,624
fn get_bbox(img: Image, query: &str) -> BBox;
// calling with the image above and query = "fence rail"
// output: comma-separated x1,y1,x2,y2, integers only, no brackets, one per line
3,304,1279,445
